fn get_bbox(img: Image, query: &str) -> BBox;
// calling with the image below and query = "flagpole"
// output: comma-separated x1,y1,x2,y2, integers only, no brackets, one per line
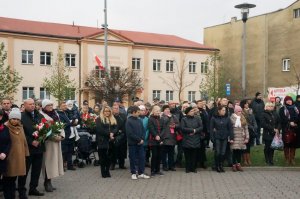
104,0,108,74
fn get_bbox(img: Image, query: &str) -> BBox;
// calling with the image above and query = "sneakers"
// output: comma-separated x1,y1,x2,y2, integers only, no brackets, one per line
138,174,150,179
131,174,138,180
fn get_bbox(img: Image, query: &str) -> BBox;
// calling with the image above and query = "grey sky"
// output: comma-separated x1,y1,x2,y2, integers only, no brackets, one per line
0,0,296,43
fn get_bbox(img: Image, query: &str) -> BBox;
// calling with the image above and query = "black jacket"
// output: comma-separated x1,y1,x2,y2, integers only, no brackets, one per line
261,110,280,141
0,125,11,174
148,115,163,146
126,116,145,146
210,115,234,141
113,113,127,145
57,110,74,145
95,118,118,149
160,114,179,146
21,110,44,154
181,115,203,148
250,99,265,120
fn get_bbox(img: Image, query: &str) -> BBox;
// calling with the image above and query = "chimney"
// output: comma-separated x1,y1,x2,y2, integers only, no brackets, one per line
231,17,237,23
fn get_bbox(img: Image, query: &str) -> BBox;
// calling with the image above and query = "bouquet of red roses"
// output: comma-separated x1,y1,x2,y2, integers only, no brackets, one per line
81,113,97,129
32,118,65,143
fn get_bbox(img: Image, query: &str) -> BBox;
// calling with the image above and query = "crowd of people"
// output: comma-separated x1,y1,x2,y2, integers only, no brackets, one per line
0,91,300,199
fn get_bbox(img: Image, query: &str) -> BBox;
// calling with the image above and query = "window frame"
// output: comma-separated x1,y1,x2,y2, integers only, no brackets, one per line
40,51,52,66
166,60,174,72
152,90,161,101
22,87,34,100
166,90,174,102
21,50,34,64
201,62,208,74
95,66,106,78
294,8,300,18
282,58,291,72
132,58,141,70
189,61,197,73
188,91,196,102
153,59,161,72
65,53,76,67
39,87,50,100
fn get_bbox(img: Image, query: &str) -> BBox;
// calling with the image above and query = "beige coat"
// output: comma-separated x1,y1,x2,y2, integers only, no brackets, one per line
40,110,65,179
5,121,29,177
230,114,249,150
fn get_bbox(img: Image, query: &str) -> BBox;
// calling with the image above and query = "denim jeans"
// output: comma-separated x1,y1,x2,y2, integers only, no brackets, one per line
129,145,145,175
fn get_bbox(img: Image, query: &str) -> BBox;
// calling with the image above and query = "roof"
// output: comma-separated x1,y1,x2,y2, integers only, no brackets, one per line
205,0,300,29
0,16,217,51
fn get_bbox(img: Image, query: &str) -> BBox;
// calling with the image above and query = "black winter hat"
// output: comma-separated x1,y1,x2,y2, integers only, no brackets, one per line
162,105,170,112
185,106,193,115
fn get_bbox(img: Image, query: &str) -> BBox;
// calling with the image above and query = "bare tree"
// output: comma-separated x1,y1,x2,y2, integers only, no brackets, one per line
86,68,143,105
159,58,198,102
43,46,76,104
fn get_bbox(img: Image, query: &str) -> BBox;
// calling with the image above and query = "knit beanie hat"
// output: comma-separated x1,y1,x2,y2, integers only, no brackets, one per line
42,99,53,108
162,105,170,112
138,105,146,110
234,105,242,113
255,92,261,97
9,108,21,120
284,96,293,104
185,106,193,115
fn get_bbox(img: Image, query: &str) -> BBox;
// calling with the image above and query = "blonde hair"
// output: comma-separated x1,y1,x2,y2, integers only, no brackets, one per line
150,105,161,116
241,114,248,127
265,102,274,109
99,106,117,125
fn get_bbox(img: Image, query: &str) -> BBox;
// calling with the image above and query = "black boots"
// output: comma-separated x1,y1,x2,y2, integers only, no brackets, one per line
44,179,56,192
216,155,225,173
101,166,111,178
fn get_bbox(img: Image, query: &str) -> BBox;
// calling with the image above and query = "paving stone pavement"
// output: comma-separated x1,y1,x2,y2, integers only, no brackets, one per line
2,165,299,199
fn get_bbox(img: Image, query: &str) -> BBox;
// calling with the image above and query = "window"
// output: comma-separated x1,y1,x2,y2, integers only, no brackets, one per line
95,66,106,78
22,87,34,100
110,66,120,77
153,59,161,71
132,58,141,70
40,52,51,65
166,90,174,102
201,62,208,74
282,59,290,71
152,90,161,101
189,62,196,73
40,88,50,100
65,88,76,100
65,53,76,67
166,60,174,72
294,8,300,18
22,50,33,64
188,91,196,102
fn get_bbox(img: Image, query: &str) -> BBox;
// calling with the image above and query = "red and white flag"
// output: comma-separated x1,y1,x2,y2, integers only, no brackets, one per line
94,54,105,70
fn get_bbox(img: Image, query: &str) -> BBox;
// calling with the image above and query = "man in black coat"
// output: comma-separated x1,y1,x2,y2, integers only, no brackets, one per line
250,92,265,145
111,104,127,169
197,100,209,169
19,98,45,196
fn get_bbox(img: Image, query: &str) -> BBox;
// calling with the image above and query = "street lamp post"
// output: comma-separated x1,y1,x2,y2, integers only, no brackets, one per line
235,3,256,97
102,0,108,72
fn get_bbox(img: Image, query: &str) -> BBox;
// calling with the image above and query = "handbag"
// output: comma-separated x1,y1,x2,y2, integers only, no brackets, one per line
271,134,284,150
283,127,297,144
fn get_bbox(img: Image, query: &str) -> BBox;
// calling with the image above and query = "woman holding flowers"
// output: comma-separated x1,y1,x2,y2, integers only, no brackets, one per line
39,99,65,192
95,106,117,178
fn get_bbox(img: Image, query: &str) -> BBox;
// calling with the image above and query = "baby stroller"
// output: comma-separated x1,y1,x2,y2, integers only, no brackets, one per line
73,128,98,168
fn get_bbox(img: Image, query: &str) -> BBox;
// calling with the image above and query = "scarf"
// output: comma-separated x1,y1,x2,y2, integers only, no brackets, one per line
284,105,299,120
233,113,241,128
42,109,59,121
5,120,24,135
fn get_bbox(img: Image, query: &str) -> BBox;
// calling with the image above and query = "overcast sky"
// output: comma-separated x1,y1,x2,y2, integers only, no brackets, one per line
0,0,297,43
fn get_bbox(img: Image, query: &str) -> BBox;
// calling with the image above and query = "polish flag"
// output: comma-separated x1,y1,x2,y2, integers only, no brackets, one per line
94,54,105,70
